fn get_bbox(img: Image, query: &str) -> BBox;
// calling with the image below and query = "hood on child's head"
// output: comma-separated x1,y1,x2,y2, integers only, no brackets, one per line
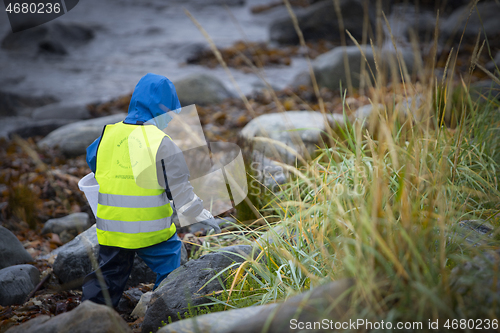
125,73,181,129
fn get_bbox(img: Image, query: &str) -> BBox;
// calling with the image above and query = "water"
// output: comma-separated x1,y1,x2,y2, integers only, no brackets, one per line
0,0,308,107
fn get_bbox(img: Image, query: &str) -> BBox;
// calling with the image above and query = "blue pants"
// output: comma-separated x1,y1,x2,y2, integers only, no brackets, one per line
81,233,181,308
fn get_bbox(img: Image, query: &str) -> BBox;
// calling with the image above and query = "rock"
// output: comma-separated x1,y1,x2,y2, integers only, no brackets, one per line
458,220,495,235
352,103,384,125
288,70,311,89
270,0,372,45
394,94,431,124
32,102,91,120
401,7,438,41
486,52,500,72
180,240,188,264
131,291,153,318
0,226,33,269
469,80,500,102
142,245,254,332
117,288,144,314
159,279,353,333
224,279,353,333
451,248,500,305
238,111,344,164
451,219,497,246
166,42,209,62
2,22,94,56
158,304,277,333
0,90,58,117
0,265,40,306
52,225,100,287
441,2,500,40
2,118,75,139
250,150,288,192
170,0,244,5
174,74,235,106
37,113,126,156
5,300,131,333
312,45,416,90
126,255,157,289
42,213,91,243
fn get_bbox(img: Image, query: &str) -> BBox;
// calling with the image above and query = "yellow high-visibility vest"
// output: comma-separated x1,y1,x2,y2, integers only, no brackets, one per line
95,121,176,249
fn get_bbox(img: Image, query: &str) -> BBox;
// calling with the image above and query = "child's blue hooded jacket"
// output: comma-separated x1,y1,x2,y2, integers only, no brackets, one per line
86,73,182,172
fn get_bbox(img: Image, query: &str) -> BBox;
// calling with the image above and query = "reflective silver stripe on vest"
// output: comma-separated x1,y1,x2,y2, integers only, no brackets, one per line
98,192,169,208
96,216,172,234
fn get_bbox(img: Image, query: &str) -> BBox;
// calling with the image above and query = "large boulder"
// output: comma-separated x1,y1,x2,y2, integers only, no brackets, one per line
0,90,58,117
158,279,353,333
1,118,75,139
238,111,344,164
0,226,33,269
42,213,91,244
174,74,235,106
0,265,40,306
159,304,277,333
2,22,94,56
312,45,416,90
127,255,158,289
441,2,500,40
269,0,372,45
142,245,254,333
37,113,126,156
469,80,500,102
32,102,91,120
52,225,100,287
5,300,131,333
225,279,353,333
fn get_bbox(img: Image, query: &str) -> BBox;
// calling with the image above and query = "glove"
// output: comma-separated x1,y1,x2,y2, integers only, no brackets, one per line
193,209,221,234
197,218,221,234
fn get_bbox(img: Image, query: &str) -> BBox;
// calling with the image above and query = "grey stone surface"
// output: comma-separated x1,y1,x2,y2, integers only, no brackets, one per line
142,245,254,333
131,291,153,319
158,279,354,333
441,2,500,40
0,226,33,269
486,52,500,72
451,219,497,246
42,213,91,241
270,0,372,44
0,265,40,306
469,80,500,102
289,70,311,89
353,103,384,124
312,45,416,90
117,287,144,314
52,225,100,286
174,74,234,106
169,0,244,5
251,150,289,192
224,279,353,333
451,248,500,306
126,255,157,289
32,102,91,120
5,300,131,333
238,111,344,164
0,90,58,117
158,304,277,333
37,113,126,156
2,22,94,56
2,118,75,139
